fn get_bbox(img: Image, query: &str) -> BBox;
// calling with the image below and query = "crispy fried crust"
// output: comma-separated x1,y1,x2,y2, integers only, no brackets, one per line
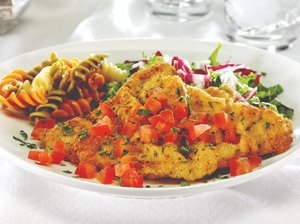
39,63,293,181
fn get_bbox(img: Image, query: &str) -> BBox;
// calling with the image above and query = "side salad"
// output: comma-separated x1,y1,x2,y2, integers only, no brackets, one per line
109,44,293,120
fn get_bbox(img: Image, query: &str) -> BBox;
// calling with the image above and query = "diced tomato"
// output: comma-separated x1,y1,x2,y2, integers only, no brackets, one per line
38,151,53,165
31,119,56,139
224,127,240,144
163,130,179,143
189,111,208,124
148,114,163,128
96,166,115,184
115,138,131,158
53,139,65,153
52,140,66,164
115,163,133,177
214,111,228,130
155,121,172,136
152,87,167,105
159,109,175,125
230,158,251,176
121,119,138,137
200,131,216,144
173,101,188,120
230,156,261,177
99,102,115,118
121,169,143,188
28,150,41,161
51,152,65,164
178,118,196,129
75,162,97,179
144,95,162,115
90,124,111,137
132,104,148,121
90,116,112,137
188,124,211,141
139,125,158,144
248,156,262,167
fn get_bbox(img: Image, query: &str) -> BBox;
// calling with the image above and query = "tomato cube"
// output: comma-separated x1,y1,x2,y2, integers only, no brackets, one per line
121,169,143,188
96,166,115,184
144,95,162,115
75,162,97,179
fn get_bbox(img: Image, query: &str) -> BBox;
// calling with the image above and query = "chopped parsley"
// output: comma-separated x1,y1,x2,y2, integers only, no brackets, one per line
63,170,72,174
95,110,102,117
137,109,152,116
265,122,270,129
58,122,74,135
171,127,181,133
99,151,109,156
176,87,181,97
180,181,190,187
103,139,111,146
78,128,87,141
19,130,28,140
13,130,37,149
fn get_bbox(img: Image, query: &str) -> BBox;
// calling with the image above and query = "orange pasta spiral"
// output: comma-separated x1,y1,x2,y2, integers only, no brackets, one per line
86,72,105,90
51,97,93,120
0,69,47,110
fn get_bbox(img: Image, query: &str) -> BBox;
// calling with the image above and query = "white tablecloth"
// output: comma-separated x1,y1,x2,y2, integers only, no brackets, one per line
1,0,300,223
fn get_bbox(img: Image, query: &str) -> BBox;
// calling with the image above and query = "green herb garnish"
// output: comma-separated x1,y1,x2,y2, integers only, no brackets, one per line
63,170,72,174
122,150,128,156
99,151,109,156
103,140,111,146
58,122,74,135
78,128,87,141
95,110,102,117
13,130,37,149
208,43,222,66
137,109,152,116
180,181,190,187
171,127,181,133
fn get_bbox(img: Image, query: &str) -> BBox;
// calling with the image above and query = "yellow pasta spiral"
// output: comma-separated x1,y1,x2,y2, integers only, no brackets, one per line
27,52,59,81
99,62,128,82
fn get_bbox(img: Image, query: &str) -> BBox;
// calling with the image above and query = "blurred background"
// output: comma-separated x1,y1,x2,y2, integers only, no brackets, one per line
1,0,300,62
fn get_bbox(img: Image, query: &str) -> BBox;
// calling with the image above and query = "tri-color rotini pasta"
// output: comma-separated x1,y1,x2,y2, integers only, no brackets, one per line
0,52,128,123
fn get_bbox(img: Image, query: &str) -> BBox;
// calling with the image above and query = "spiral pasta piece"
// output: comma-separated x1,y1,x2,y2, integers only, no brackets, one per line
68,54,108,92
51,97,93,120
31,66,53,93
86,72,106,90
27,52,59,81
0,52,113,122
29,89,66,123
0,87,47,110
0,69,29,97
99,62,128,82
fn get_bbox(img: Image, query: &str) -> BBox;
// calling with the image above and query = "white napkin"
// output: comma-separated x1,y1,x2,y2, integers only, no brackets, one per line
1,155,300,224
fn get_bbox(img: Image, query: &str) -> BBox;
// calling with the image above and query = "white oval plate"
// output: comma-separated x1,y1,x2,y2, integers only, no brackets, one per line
0,39,299,198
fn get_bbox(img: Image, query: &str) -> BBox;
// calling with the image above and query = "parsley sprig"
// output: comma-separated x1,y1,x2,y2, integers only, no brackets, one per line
13,130,37,149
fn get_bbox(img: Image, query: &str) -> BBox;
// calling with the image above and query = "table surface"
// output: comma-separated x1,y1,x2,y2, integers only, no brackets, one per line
1,0,300,223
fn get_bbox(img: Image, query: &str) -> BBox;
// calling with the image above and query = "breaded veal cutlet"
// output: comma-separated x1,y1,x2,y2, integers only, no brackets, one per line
39,63,293,181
